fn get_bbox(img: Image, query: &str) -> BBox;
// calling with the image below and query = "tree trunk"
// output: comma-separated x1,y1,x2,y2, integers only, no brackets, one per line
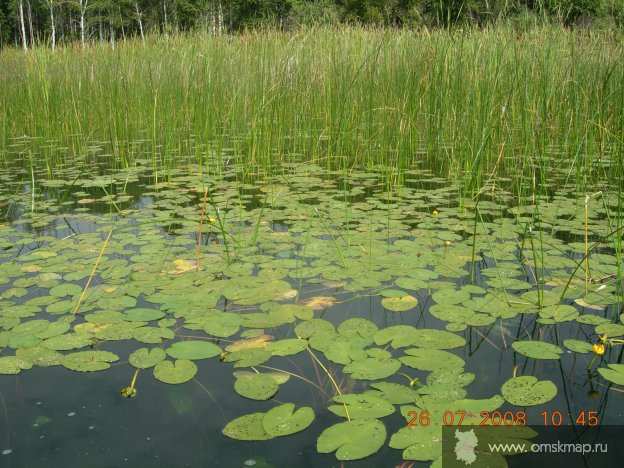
135,2,144,40
80,0,88,49
18,0,28,50
163,0,168,35
26,0,34,46
48,1,56,52
109,20,115,48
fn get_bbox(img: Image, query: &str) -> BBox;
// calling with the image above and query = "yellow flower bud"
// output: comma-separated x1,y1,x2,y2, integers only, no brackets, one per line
592,343,605,355
432,210,439,216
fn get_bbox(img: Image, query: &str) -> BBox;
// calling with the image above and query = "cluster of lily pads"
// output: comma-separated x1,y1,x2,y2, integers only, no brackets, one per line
1,162,623,464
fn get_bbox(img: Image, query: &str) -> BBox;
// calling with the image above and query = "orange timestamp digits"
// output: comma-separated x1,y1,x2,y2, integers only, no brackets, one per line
540,411,599,426
406,410,528,426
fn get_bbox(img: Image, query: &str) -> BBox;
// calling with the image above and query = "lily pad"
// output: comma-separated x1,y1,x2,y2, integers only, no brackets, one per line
234,373,280,400
62,350,119,372
328,394,395,419
343,357,401,380
381,295,418,312
366,382,420,404
223,413,273,441
165,341,221,360
153,359,197,384
400,348,465,371
563,339,593,354
262,403,314,437
0,356,33,374
502,376,557,406
512,341,563,360
317,419,386,460
129,347,167,369
124,308,166,322
597,364,624,386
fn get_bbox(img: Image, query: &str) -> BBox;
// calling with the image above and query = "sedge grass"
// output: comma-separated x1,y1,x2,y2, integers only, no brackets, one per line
0,26,622,198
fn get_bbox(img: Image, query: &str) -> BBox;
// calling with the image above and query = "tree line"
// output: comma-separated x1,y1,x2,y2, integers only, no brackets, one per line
1,0,622,49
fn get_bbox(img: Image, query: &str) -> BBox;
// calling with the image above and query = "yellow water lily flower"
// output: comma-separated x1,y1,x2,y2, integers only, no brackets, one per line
592,343,605,355
432,210,439,216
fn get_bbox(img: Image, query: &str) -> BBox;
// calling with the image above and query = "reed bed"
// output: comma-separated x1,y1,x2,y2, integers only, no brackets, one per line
0,26,623,193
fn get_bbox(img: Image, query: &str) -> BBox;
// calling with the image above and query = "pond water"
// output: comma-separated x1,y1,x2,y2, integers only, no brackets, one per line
1,152,623,467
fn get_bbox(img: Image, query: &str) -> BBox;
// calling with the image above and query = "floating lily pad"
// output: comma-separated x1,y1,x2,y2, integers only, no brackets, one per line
262,403,314,437
563,339,593,354
153,359,197,384
63,350,118,372
502,376,557,406
41,333,94,351
412,329,466,350
234,373,280,400
381,295,418,312
373,325,418,348
539,304,579,323
328,394,395,419
0,356,32,374
400,348,465,371
597,364,624,386
343,357,401,380
165,341,221,360
223,413,273,441
512,341,563,360
49,283,83,298
595,323,624,338
317,419,386,460
124,308,166,322
266,338,307,356
366,382,420,404
16,346,64,367
129,348,167,369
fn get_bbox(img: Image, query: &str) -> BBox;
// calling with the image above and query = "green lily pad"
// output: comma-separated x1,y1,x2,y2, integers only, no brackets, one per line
234,373,280,400
595,323,624,338
563,339,593,354
153,359,197,384
49,283,83,298
266,338,307,356
373,325,418,348
41,333,94,351
328,394,395,419
165,341,221,360
412,329,466,350
366,382,420,404
125,308,166,322
502,376,557,406
400,348,465,371
539,304,579,322
512,341,564,360
597,364,624,386
233,370,290,385
389,426,440,461
598,364,624,385
262,403,314,437
381,295,418,312
129,347,167,369
0,356,33,374
16,346,64,367
223,413,273,441
338,318,378,338
343,357,401,380
63,350,119,372
317,419,386,460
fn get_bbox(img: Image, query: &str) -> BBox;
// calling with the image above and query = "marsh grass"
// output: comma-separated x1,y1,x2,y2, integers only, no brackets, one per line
0,26,622,197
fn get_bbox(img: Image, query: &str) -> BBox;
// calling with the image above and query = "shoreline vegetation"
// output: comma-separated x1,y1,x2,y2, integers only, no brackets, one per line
1,1,624,51
1,24,623,196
